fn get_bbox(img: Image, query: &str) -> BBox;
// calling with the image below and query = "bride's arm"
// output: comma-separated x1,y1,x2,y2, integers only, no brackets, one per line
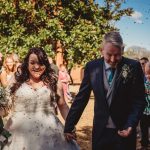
57,81,69,120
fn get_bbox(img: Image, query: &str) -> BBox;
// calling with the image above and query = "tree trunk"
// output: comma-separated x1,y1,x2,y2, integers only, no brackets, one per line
55,41,63,68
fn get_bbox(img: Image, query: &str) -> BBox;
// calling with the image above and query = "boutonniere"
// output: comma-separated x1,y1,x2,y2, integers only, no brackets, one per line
120,64,133,84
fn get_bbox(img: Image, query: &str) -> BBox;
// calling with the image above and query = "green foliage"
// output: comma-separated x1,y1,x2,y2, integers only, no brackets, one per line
0,0,133,67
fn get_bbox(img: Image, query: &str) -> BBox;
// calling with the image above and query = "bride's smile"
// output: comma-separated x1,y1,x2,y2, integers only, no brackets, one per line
28,53,46,80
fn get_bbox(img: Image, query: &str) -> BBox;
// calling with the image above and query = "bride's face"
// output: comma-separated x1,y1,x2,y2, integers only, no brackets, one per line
28,54,46,80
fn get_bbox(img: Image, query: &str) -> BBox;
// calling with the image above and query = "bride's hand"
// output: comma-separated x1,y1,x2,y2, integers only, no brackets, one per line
118,127,132,137
64,132,77,141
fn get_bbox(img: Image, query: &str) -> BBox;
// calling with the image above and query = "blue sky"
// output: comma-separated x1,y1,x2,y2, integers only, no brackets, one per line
97,0,150,50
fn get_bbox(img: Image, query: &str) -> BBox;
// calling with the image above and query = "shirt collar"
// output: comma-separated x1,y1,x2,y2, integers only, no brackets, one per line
104,61,111,71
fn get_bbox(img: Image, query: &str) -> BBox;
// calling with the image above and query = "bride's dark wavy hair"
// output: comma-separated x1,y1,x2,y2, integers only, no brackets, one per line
11,47,59,104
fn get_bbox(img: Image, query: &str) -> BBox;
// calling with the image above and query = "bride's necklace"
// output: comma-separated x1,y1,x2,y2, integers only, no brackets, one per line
26,80,45,90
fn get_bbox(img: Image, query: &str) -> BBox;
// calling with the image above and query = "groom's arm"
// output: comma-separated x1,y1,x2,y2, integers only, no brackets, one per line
64,63,92,134
124,61,146,129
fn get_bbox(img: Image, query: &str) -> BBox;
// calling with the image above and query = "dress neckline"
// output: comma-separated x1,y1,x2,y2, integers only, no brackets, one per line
24,82,47,91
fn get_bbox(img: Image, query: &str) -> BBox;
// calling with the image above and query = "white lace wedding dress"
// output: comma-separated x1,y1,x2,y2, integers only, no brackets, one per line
3,83,80,150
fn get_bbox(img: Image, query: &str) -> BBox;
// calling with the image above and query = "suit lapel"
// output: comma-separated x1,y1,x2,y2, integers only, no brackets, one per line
95,57,125,107
95,58,108,107
110,57,125,105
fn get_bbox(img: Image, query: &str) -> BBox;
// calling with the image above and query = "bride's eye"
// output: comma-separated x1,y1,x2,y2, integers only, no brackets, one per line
29,61,35,65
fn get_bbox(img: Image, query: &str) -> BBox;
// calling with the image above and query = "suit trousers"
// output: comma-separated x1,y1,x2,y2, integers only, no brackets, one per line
96,128,136,150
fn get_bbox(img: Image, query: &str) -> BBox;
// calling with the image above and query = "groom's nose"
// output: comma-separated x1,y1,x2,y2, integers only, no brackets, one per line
110,56,115,63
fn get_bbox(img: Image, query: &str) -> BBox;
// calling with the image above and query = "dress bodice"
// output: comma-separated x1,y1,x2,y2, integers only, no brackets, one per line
4,82,80,150
13,83,55,114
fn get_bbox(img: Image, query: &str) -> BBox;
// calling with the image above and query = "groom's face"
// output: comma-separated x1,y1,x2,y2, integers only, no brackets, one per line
101,42,123,68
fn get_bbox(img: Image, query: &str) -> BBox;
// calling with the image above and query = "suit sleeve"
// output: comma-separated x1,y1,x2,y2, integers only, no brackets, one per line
124,62,146,129
64,63,92,133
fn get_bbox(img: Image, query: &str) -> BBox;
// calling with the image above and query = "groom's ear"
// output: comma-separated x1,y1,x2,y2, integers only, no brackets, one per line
121,45,124,55
121,49,124,55
100,48,104,56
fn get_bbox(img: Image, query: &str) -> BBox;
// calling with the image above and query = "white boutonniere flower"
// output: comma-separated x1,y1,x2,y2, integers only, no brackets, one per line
121,64,132,83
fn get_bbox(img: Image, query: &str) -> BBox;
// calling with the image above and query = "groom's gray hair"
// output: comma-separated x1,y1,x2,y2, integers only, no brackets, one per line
102,31,124,51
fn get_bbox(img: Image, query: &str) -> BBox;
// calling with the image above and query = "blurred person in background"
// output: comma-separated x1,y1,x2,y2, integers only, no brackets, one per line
0,53,5,87
0,55,16,87
139,62,150,150
0,53,11,149
140,57,149,75
48,57,59,75
11,53,21,71
59,64,72,102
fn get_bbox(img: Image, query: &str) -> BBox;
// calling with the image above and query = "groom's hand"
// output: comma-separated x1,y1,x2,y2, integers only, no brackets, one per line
64,132,77,141
118,127,132,137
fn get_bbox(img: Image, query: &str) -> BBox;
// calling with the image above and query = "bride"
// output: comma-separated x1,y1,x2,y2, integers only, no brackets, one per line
0,47,80,150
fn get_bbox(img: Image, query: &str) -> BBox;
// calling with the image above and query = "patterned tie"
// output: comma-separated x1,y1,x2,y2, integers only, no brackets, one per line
108,68,116,85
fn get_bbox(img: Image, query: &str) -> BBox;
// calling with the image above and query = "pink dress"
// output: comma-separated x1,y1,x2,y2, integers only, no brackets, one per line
58,71,70,99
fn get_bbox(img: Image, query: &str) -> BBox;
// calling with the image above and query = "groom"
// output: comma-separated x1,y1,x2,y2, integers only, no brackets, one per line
64,31,146,150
